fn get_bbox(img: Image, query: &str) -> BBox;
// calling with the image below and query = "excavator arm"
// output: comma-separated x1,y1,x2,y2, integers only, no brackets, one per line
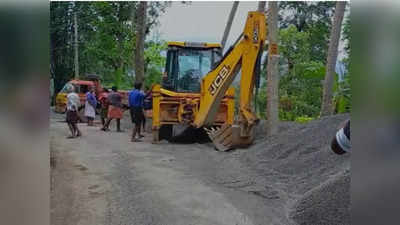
193,11,266,151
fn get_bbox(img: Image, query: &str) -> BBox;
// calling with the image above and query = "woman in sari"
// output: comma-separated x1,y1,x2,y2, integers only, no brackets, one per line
84,86,97,126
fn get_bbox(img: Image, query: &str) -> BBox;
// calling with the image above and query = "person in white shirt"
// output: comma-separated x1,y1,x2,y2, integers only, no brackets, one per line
66,84,82,138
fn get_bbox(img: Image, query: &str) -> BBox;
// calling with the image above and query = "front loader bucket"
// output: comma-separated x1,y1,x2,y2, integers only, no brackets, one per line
205,124,254,151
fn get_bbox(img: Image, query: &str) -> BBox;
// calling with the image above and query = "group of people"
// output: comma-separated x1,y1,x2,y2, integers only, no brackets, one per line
65,82,152,142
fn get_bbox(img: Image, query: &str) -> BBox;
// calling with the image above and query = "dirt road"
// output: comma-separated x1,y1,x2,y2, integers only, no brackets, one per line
51,111,349,225
50,113,288,225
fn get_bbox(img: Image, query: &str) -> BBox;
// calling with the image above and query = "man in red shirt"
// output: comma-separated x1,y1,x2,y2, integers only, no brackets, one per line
101,86,124,132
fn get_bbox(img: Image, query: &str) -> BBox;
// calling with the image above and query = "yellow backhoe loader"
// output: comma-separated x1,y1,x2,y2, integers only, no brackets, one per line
152,11,266,151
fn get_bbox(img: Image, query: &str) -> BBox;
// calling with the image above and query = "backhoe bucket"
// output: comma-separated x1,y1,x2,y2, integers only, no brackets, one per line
205,124,254,151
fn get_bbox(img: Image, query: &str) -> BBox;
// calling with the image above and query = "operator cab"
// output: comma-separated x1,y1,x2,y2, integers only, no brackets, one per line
162,42,222,93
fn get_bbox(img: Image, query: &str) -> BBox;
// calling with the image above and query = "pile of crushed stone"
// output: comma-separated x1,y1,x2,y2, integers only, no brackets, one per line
245,114,350,225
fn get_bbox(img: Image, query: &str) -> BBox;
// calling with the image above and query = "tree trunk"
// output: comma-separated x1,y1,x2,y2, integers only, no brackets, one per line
74,10,79,79
320,1,346,116
134,1,147,84
221,1,239,52
266,1,279,135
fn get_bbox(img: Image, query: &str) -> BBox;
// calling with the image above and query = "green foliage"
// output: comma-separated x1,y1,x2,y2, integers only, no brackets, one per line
276,24,327,121
295,116,314,123
255,61,326,121
279,25,311,69
116,68,122,89
145,67,163,89
143,41,167,89
50,1,170,93
50,2,77,92
85,2,136,88
279,61,325,120
144,41,167,70
307,22,330,62
334,74,351,113
265,2,351,121
278,1,335,62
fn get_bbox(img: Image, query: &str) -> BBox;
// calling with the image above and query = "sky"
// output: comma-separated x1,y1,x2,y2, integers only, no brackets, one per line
150,2,260,49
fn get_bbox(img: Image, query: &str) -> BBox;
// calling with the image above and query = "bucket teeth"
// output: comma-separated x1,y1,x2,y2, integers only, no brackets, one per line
204,124,235,151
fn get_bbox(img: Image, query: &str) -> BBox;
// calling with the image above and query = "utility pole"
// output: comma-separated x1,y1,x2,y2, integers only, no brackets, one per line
221,1,239,52
74,10,79,79
257,1,266,12
266,1,279,135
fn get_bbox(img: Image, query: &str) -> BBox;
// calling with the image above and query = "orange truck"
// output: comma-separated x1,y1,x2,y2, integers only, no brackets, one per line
54,75,128,113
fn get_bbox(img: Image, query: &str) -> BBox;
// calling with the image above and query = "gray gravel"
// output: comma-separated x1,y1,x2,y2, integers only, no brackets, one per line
245,114,351,225
290,170,350,225
161,114,350,225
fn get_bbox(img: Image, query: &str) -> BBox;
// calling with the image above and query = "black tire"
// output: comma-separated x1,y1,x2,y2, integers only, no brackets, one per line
159,124,173,141
169,126,210,144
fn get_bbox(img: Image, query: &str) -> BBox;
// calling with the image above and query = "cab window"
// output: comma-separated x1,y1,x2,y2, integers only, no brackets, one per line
163,47,221,93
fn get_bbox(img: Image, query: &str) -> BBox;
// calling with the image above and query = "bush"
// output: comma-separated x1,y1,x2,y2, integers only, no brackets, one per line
278,61,325,120
295,116,314,123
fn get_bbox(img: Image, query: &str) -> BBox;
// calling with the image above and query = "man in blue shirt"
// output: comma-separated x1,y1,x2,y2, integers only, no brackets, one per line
129,82,145,142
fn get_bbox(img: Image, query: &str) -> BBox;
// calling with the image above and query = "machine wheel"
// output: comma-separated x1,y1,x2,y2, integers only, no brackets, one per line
152,124,173,143
159,124,173,141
